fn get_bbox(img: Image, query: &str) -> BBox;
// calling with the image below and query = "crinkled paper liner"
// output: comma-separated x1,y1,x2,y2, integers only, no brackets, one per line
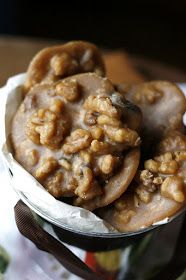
0,74,186,234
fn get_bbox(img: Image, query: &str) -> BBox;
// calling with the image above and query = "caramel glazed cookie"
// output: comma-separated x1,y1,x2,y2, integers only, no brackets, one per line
24,41,106,92
12,71,142,210
99,82,186,232
118,81,186,143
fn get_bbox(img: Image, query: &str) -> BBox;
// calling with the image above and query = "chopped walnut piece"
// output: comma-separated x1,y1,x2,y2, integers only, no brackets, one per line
35,121,55,143
161,176,185,202
104,126,140,146
140,170,152,183
72,155,84,176
158,160,178,174
26,108,68,149
75,167,93,198
50,99,64,113
63,129,92,154
45,172,63,197
35,157,58,180
115,209,136,224
38,108,56,120
74,182,102,204
98,154,117,174
56,80,79,101
90,126,103,140
90,140,110,154
153,176,163,185
83,95,119,118
50,53,78,76
58,158,71,170
144,159,160,173
84,111,98,126
135,184,152,203
157,131,186,154
26,149,39,166
80,150,92,164
145,152,180,175
155,152,173,162
67,177,79,192
134,84,163,105
97,114,121,127
174,151,186,161
139,169,163,192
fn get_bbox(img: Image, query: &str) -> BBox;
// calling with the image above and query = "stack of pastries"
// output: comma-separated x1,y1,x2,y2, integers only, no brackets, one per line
11,41,186,232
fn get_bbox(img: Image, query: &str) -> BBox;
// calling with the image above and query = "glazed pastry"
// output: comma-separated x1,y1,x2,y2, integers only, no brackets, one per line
12,73,141,206
99,131,186,232
122,81,186,138
24,41,106,92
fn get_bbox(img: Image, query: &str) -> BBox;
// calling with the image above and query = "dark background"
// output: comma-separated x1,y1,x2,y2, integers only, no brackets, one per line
1,0,186,71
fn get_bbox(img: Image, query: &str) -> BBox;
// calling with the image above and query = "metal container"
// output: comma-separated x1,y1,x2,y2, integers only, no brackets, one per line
17,190,180,252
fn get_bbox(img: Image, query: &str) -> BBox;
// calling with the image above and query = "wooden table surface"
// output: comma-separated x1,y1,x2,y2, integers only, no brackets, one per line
0,36,186,87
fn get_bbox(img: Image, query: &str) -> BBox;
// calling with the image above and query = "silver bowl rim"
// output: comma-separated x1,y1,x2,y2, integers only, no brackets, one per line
16,189,186,238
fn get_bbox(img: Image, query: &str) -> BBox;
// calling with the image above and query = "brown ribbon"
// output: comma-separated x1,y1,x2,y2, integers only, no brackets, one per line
14,200,103,280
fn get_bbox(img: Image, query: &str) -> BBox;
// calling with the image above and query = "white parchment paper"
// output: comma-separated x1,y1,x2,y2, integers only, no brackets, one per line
0,74,116,234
